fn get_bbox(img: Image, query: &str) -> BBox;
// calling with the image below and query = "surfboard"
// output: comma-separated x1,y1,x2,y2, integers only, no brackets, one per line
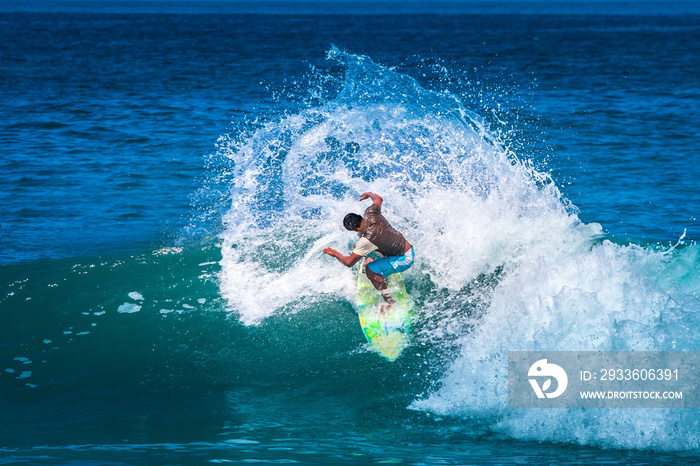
356,266,413,361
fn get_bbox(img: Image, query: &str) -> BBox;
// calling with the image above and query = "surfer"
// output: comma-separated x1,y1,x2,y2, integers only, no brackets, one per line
323,192,414,311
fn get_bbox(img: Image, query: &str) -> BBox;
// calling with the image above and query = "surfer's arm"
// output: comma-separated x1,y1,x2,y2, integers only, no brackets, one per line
323,248,363,268
358,192,382,208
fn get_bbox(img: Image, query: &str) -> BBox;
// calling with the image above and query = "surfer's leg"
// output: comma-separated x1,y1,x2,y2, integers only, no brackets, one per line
365,251,413,313
365,261,395,309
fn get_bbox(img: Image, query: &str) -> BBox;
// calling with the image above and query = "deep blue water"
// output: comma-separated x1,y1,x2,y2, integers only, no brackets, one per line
1,1,700,464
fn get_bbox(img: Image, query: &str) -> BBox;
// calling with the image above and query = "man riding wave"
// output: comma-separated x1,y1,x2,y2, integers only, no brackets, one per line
323,192,414,311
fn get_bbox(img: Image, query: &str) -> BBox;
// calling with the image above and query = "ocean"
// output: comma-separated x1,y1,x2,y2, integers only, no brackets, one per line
1,1,700,464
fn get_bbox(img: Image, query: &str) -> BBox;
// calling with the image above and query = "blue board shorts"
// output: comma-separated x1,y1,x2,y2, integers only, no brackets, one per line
365,248,414,279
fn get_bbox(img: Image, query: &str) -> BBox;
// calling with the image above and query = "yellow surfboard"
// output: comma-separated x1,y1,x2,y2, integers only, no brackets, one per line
356,268,413,361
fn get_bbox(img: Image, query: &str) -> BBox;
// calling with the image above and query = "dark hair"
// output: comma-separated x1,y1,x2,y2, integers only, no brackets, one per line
343,213,363,231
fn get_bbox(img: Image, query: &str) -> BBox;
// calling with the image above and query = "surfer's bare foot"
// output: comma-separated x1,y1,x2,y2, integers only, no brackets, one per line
379,293,395,313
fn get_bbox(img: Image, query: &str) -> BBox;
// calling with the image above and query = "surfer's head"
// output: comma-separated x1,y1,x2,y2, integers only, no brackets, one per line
343,213,363,231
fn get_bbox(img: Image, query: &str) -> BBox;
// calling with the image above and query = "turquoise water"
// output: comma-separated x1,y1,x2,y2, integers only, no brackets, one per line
2,2,700,464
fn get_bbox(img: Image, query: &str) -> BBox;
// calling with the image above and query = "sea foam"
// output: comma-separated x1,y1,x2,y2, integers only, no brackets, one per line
217,48,700,451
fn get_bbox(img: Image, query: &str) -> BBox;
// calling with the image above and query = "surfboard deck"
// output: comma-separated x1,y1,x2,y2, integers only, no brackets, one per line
356,267,413,361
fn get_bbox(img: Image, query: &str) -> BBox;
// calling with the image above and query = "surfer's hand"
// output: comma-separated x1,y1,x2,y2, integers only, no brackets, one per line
322,247,337,258
359,192,382,207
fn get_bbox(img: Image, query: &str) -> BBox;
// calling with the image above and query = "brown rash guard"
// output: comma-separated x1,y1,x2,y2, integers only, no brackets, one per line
355,204,406,258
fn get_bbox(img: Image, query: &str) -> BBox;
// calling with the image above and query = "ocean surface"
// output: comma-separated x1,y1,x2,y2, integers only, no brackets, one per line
2,1,700,464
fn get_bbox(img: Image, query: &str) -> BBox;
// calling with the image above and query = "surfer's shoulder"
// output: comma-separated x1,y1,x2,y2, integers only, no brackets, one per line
364,203,381,216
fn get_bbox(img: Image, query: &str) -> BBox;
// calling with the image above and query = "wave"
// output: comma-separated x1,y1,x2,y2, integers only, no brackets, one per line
212,46,700,452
